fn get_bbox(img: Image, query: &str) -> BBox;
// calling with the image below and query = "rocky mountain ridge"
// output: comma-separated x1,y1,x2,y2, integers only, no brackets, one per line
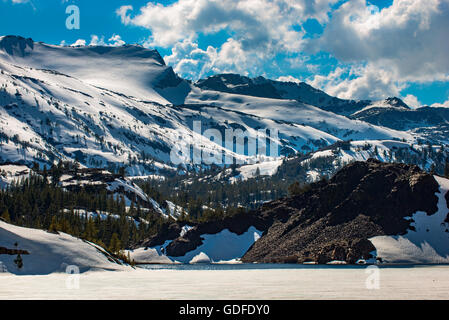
138,160,449,264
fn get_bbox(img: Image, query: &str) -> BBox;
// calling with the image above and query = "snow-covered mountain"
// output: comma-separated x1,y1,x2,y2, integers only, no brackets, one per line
195,73,373,116
0,35,446,177
0,35,190,105
351,104,449,133
184,87,412,142
0,59,346,173
0,219,128,274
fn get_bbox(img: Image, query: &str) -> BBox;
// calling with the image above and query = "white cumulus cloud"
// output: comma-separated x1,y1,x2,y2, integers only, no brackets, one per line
117,0,449,102
431,99,449,108
70,39,86,47
403,94,421,108
307,64,406,100
312,0,449,83
117,0,338,78
61,35,127,48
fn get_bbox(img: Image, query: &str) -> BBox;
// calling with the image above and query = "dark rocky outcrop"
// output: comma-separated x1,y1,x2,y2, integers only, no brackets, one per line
0,35,34,57
137,204,292,257
164,209,290,257
195,74,283,99
241,159,440,264
137,222,186,248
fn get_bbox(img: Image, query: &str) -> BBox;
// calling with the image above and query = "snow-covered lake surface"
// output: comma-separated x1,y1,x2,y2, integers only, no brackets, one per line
1,264,449,300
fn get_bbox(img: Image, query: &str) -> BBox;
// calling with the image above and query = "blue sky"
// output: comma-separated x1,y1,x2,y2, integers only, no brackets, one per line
1,0,448,107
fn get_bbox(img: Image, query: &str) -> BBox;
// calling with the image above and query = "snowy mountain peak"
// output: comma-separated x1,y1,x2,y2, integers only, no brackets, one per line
0,35,188,103
195,73,281,99
384,97,410,109
194,73,373,115
0,35,34,57
352,97,411,117
0,35,165,65
58,44,166,66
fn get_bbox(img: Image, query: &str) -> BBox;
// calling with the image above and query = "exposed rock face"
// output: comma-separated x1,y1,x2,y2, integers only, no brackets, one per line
138,222,185,248
164,210,290,257
195,74,283,99
0,35,34,57
241,159,440,264
166,208,292,257
136,206,292,257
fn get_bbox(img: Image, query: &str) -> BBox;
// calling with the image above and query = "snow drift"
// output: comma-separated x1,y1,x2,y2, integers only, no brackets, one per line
370,176,449,264
0,220,128,275
127,226,263,264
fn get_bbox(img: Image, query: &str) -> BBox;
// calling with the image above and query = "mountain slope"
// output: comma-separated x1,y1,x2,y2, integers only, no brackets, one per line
370,176,449,264
0,220,128,274
126,208,290,264
195,74,367,114
195,74,408,116
0,59,352,172
351,105,449,132
0,35,446,179
185,86,414,142
0,35,190,105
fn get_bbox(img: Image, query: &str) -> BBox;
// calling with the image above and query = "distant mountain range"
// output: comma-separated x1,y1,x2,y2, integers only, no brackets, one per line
0,35,448,178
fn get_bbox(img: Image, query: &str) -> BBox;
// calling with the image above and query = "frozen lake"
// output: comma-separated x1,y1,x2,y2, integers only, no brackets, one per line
1,264,449,300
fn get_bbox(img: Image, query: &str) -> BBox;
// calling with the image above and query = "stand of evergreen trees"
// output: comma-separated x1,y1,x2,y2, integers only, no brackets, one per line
0,173,166,254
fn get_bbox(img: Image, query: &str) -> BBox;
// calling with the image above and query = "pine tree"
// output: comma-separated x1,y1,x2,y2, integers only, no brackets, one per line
48,216,59,233
14,254,23,269
32,162,40,173
1,209,10,223
13,243,23,269
108,233,121,254
127,251,135,266
83,218,98,242
118,167,126,178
